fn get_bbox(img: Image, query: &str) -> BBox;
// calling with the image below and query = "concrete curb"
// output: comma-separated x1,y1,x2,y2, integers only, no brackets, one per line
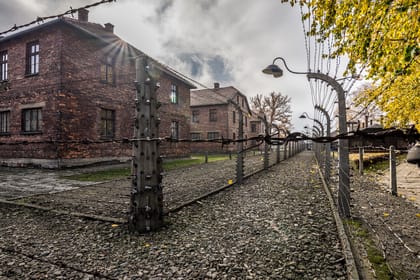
315,158,360,280
0,198,125,224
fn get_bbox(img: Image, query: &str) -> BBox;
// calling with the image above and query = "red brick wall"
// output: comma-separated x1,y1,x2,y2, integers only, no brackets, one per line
0,21,191,167
189,99,258,153
156,73,191,157
0,24,63,164
190,104,234,153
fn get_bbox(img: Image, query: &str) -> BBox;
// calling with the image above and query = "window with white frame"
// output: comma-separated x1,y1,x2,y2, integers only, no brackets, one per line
100,60,114,84
0,110,10,134
191,132,201,140
251,123,257,133
0,51,7,81
170,84,178,104
26,41,39,75
209,109,217,122
207,131,219,140
171,120,179,139
192,110,199,123
100,108,115,138
22,108,42,133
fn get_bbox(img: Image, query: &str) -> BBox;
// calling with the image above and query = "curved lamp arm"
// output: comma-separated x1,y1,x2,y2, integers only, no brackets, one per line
271,57,309,75
315,105,331,137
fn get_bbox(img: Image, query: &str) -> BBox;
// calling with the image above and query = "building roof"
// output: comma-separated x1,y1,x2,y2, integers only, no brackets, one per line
191,85,251,112
190,86,238,106
191,85,253,114
0,14,196,89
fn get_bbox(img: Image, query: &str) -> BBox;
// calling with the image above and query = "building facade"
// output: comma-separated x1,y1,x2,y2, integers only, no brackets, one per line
190,83,259,153
0,9,194,168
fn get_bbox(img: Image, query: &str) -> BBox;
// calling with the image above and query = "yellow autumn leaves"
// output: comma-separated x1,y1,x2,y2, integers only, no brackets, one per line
283,0,420,130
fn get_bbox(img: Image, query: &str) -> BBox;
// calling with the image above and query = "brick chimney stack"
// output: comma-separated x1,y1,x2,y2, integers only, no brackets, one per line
104,23,114,33
214,82,220,89
78,8,89,22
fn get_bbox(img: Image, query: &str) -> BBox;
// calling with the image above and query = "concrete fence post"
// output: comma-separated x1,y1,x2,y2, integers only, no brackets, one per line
284,142,288,160
390,145,397,196
263,118,269,170
129,57,163,233
236,108,244,184
358,147,364,175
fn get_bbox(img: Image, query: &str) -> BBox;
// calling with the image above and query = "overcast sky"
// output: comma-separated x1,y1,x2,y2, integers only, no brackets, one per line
0,0,353,131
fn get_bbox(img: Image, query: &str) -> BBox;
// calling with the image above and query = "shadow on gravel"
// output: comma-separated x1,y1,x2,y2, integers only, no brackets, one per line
7,153,279,221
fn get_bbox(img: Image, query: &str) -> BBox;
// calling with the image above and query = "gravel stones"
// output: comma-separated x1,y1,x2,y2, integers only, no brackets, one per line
350,174,420,279
0,151,346,279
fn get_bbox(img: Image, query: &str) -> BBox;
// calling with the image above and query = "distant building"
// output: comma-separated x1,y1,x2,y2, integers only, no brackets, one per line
190,83,259,153
0,9,195,168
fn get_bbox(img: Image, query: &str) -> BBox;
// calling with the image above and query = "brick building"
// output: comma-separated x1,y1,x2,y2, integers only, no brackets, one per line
0,9,195,168
190,83,261,153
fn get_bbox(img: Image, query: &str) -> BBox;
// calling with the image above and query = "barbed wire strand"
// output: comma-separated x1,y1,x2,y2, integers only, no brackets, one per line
0,0,116,36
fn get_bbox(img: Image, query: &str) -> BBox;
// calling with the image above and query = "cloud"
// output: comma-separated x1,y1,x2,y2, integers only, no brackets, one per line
0,0,350,131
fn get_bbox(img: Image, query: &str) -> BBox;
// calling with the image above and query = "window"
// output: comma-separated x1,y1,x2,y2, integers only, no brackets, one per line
22,108,42,133
251,123,257,133
170,84,178,104
26,41,39,75
245,116,248,127
232,111,236,123
170,121,179,139
0,111,10,134
191,133,201,140
242,98,245,107
192,110,199,123
0,51,7,81
100,108,115,138
207,132,219,140
100,63,114,84
232,132,236,140
209,109,217,122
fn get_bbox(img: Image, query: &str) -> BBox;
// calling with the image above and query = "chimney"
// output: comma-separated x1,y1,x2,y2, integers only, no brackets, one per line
78,8,89,22
104,23,114,33
214,82,220,89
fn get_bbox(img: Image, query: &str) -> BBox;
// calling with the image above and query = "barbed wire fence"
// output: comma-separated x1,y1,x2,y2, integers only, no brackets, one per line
0,121,418,235
1,0,419,235
0,0,116,37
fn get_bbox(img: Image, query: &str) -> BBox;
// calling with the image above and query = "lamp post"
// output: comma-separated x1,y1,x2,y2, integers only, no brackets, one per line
299,112,324,136
312,125,322,137
274,124,289,161
305,124,321,137
315,105,331,185
263,57,350,218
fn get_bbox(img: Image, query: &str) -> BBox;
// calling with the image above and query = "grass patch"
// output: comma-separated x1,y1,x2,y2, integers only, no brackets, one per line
346,219,394,280
349,152,406,174
62,154,231,182
163,158,203,170
364,154,406,174
366,244,393,280
62,167,130,182
347,219,368,238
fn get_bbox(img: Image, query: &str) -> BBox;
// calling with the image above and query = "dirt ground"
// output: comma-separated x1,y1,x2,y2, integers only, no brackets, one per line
0,152,419,279
349,169,420,279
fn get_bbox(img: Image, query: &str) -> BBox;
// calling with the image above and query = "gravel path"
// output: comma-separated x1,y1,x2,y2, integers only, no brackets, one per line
0,151,347,279
13,153,275,220
350,174,420,279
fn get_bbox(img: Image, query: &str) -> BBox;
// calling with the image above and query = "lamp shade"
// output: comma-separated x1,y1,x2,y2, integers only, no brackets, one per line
262,64,283,77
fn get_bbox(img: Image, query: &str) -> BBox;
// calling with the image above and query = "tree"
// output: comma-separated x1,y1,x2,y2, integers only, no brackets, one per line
282,0,420,130
347,83,384,128
250,91,292,135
